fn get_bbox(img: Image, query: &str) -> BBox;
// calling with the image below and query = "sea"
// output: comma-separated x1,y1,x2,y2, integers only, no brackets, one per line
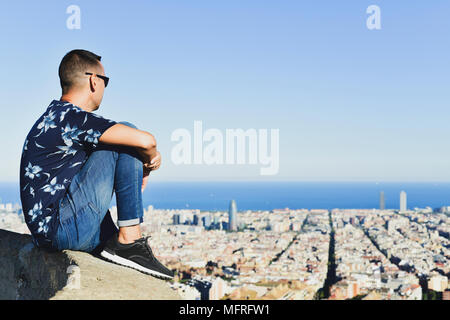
3,181,450,212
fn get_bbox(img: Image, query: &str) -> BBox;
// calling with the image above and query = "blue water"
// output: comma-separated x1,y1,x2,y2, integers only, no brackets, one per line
3,181,449,211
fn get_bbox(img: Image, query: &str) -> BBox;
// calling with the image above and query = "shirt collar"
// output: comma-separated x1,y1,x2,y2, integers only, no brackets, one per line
50,99,84,111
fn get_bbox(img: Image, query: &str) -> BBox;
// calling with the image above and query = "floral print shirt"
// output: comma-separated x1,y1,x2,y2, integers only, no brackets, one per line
20,100,118,247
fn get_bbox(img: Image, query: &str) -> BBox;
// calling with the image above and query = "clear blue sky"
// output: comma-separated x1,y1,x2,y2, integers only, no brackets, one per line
1,1,449,182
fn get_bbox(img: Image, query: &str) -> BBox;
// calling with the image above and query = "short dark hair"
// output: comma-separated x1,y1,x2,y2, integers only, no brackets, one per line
58,49,102,94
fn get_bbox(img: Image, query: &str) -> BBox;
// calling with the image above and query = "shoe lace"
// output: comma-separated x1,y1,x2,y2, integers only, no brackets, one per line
134,236,169,272
134,235,154,255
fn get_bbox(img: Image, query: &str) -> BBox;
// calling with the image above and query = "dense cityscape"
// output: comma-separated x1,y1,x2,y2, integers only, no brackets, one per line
1,191,449,300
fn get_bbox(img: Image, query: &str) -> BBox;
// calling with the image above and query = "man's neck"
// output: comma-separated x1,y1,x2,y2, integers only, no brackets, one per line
60,93,94,112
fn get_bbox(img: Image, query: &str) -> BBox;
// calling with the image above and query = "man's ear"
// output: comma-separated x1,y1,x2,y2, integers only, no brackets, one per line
89,74,96,92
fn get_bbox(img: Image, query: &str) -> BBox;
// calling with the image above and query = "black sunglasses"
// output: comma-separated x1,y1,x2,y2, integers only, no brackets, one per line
85,72,109,87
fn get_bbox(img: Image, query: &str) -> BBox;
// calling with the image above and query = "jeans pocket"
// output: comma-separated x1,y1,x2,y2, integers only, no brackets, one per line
87,201,101,218
74,203,101,251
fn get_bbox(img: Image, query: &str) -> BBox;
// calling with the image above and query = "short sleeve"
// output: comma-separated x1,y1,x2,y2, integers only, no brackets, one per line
68,109,118,150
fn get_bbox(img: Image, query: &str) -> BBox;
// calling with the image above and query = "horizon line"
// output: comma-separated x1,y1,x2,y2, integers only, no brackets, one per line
2,179,450,184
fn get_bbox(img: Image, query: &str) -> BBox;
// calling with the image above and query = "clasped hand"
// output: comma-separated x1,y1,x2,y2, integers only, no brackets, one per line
142,151,161,192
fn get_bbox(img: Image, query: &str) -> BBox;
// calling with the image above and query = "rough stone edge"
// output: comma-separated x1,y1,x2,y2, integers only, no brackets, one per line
0,229,181,300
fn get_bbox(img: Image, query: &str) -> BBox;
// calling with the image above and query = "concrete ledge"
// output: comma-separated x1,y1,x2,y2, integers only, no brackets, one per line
0,229,180,300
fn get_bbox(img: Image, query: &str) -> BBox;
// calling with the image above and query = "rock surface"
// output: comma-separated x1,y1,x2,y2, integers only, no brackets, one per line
0,229,180,300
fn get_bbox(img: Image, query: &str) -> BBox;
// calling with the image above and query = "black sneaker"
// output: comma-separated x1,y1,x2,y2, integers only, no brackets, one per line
100,234,174,280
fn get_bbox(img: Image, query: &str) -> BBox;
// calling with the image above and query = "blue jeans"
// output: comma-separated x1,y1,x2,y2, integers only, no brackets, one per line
50,121,144,253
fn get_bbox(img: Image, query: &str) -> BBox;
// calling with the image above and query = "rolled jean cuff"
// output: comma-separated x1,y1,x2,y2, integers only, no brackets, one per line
117,218,141,227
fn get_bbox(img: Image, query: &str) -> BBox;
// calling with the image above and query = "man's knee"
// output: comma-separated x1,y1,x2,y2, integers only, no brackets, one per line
118,121,138,129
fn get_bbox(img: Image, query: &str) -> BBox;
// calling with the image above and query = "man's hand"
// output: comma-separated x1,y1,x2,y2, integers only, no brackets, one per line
142,151,161,192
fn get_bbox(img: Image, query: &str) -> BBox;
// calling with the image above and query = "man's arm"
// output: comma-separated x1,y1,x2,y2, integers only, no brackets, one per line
99,123,157,164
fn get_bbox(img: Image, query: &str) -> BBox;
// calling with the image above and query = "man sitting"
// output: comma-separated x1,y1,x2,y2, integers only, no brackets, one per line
19,49,173,280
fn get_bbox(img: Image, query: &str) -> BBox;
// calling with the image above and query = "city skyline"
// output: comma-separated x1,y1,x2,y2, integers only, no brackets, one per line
1,181,450,212
2,202,449,300
1,189,445,215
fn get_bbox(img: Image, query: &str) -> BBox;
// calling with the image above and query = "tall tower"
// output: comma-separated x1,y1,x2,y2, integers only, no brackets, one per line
228,200,237,231
379,191,385,210
399,191,407,212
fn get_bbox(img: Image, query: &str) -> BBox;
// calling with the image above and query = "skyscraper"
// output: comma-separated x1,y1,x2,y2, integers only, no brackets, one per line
400,191,407,212
228,200,237,231
202,215,212,229
172,214,180,225
379,191,385,210
193,214,199,226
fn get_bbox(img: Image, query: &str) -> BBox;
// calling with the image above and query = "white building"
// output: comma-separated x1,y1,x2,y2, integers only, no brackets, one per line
399,191,407,212
428,274,448,292
209,277,228,300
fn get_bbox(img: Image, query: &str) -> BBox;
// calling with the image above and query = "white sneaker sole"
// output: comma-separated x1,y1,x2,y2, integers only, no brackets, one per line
100,250,173,280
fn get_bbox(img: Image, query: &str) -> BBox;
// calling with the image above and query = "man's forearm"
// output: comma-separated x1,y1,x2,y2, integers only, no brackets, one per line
136,132,158,164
